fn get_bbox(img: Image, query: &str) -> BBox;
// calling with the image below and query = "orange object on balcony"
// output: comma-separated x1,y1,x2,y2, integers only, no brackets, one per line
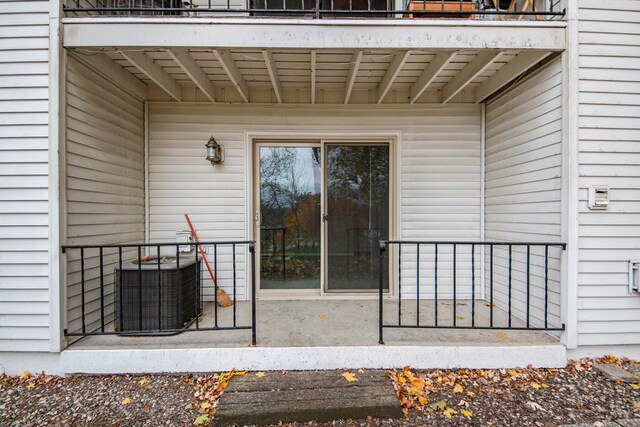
405,0,476,18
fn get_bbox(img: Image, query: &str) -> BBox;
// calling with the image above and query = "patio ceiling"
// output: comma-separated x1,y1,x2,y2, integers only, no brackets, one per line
69,47,555,104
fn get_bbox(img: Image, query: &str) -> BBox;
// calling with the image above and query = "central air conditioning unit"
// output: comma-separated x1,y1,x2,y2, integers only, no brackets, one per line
115,257,200,333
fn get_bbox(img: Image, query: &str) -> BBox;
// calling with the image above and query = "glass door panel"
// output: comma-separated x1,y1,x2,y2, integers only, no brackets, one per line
325,144,390,292
258,146,321,290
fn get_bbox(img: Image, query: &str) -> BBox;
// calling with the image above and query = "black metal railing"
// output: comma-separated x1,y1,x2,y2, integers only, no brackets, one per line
61,240,256,346
378,240,566,344
63,0,565,19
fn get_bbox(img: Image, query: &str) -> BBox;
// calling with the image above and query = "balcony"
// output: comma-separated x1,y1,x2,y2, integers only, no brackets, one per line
63,0,565,20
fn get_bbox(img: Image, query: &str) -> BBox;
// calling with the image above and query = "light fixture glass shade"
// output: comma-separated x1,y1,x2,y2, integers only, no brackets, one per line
205,136,223,165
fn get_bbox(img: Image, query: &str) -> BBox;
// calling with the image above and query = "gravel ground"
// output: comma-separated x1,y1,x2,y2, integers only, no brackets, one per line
0,374,199,426
1,357,639,426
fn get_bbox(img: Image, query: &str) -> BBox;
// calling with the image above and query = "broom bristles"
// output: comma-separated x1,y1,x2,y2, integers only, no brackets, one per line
216,287,234,307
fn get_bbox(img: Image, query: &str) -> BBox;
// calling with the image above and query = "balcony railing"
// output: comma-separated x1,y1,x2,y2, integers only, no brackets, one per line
63,0,565,20
377,240,566,345
61,240,256,346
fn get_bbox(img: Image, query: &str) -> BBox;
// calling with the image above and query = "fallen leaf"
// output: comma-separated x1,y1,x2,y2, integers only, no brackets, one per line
453,383,464,393
461,409,473,418
357,368,365,373
507,369,517,376
138,378,149,387
200,402,212,410
607,354,620,362
466,391,475,397
27,382,35,389
530,382,541,390
194,414,209,425
631,384,640,390
541,383,549,388
121,397,132,405
319,313,327,319
456,316,464,320
496,332,507,339
20,371,31,380
234,371,246,376
485,303,495,307
525,401,544,411
443,408,458,419
635,403,640,409
418,395,428,405
342,372,357,382
255,372,266,378
430,400,447,411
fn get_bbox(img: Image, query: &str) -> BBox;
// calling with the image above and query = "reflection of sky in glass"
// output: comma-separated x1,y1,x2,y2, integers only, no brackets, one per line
260,147,320,195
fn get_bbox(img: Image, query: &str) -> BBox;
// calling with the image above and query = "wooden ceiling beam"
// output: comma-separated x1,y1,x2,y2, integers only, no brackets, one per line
167,48,216,103
213,49,250,103
262,49,283,104
377,50,412,104
409,51,456,104
441,50,505,104
344,50,363,104
119,50,182,102
474,50,551,103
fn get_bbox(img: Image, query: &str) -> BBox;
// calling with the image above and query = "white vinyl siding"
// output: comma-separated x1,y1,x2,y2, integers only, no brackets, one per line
64,55,145,338
484,58,563,329
148,104,482,300
0,0,50,352
577,0,640,346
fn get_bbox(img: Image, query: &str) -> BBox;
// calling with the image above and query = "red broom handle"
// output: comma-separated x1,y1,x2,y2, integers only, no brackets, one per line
184,214,218,288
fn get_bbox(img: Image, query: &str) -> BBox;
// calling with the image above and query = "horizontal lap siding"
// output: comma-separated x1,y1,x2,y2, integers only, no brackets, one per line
148,104,481,300
484,58,563,330
578,0,640,345
0,0,50,351
65,56,145,337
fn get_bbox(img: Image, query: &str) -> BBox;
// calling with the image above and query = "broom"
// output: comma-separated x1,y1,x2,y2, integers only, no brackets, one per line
184,214,233,308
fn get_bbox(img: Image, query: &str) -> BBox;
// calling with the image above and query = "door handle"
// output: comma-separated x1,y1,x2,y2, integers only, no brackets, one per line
322,214,328,222
255,211,262,225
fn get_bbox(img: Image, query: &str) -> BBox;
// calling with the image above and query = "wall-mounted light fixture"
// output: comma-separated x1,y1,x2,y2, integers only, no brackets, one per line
205,136,224,165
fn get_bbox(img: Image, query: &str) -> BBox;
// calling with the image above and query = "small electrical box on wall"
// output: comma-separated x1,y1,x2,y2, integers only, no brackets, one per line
630,261,640,293
588,185,609,210
176,230,194,253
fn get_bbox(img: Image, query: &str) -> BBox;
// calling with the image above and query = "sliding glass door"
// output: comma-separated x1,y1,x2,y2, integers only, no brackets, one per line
325,144,390,292
255,141,390,294
257,144,322,290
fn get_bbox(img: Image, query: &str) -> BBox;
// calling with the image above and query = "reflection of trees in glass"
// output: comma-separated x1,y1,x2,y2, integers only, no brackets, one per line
326,145,390,288
327,146,389,232
260,147,320,252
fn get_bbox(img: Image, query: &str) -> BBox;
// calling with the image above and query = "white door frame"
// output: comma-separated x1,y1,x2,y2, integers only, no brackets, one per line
246,131,400,300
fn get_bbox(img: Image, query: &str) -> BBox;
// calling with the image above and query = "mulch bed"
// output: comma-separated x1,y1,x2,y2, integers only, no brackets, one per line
1,357,639,426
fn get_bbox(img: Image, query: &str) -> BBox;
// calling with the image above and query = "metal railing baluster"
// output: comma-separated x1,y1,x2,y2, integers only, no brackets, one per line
526,245,531,328
545,245,549,329
434,243,438,326
471,243,475,328
398,244,402,326
453,243,457,327
158,245,162,330
80,247,86,335
138,245,142,330
99,247,104,332
416,242,420,326
233,243,237,327
508,244,512,328
490,244,494,328
214,244,218,328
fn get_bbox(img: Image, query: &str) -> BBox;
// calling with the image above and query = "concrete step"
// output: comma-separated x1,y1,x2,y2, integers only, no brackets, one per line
214,370,403,426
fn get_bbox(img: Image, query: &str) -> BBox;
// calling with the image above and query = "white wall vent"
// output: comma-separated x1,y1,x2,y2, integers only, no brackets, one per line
630,261,640,293
588,185,609,210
